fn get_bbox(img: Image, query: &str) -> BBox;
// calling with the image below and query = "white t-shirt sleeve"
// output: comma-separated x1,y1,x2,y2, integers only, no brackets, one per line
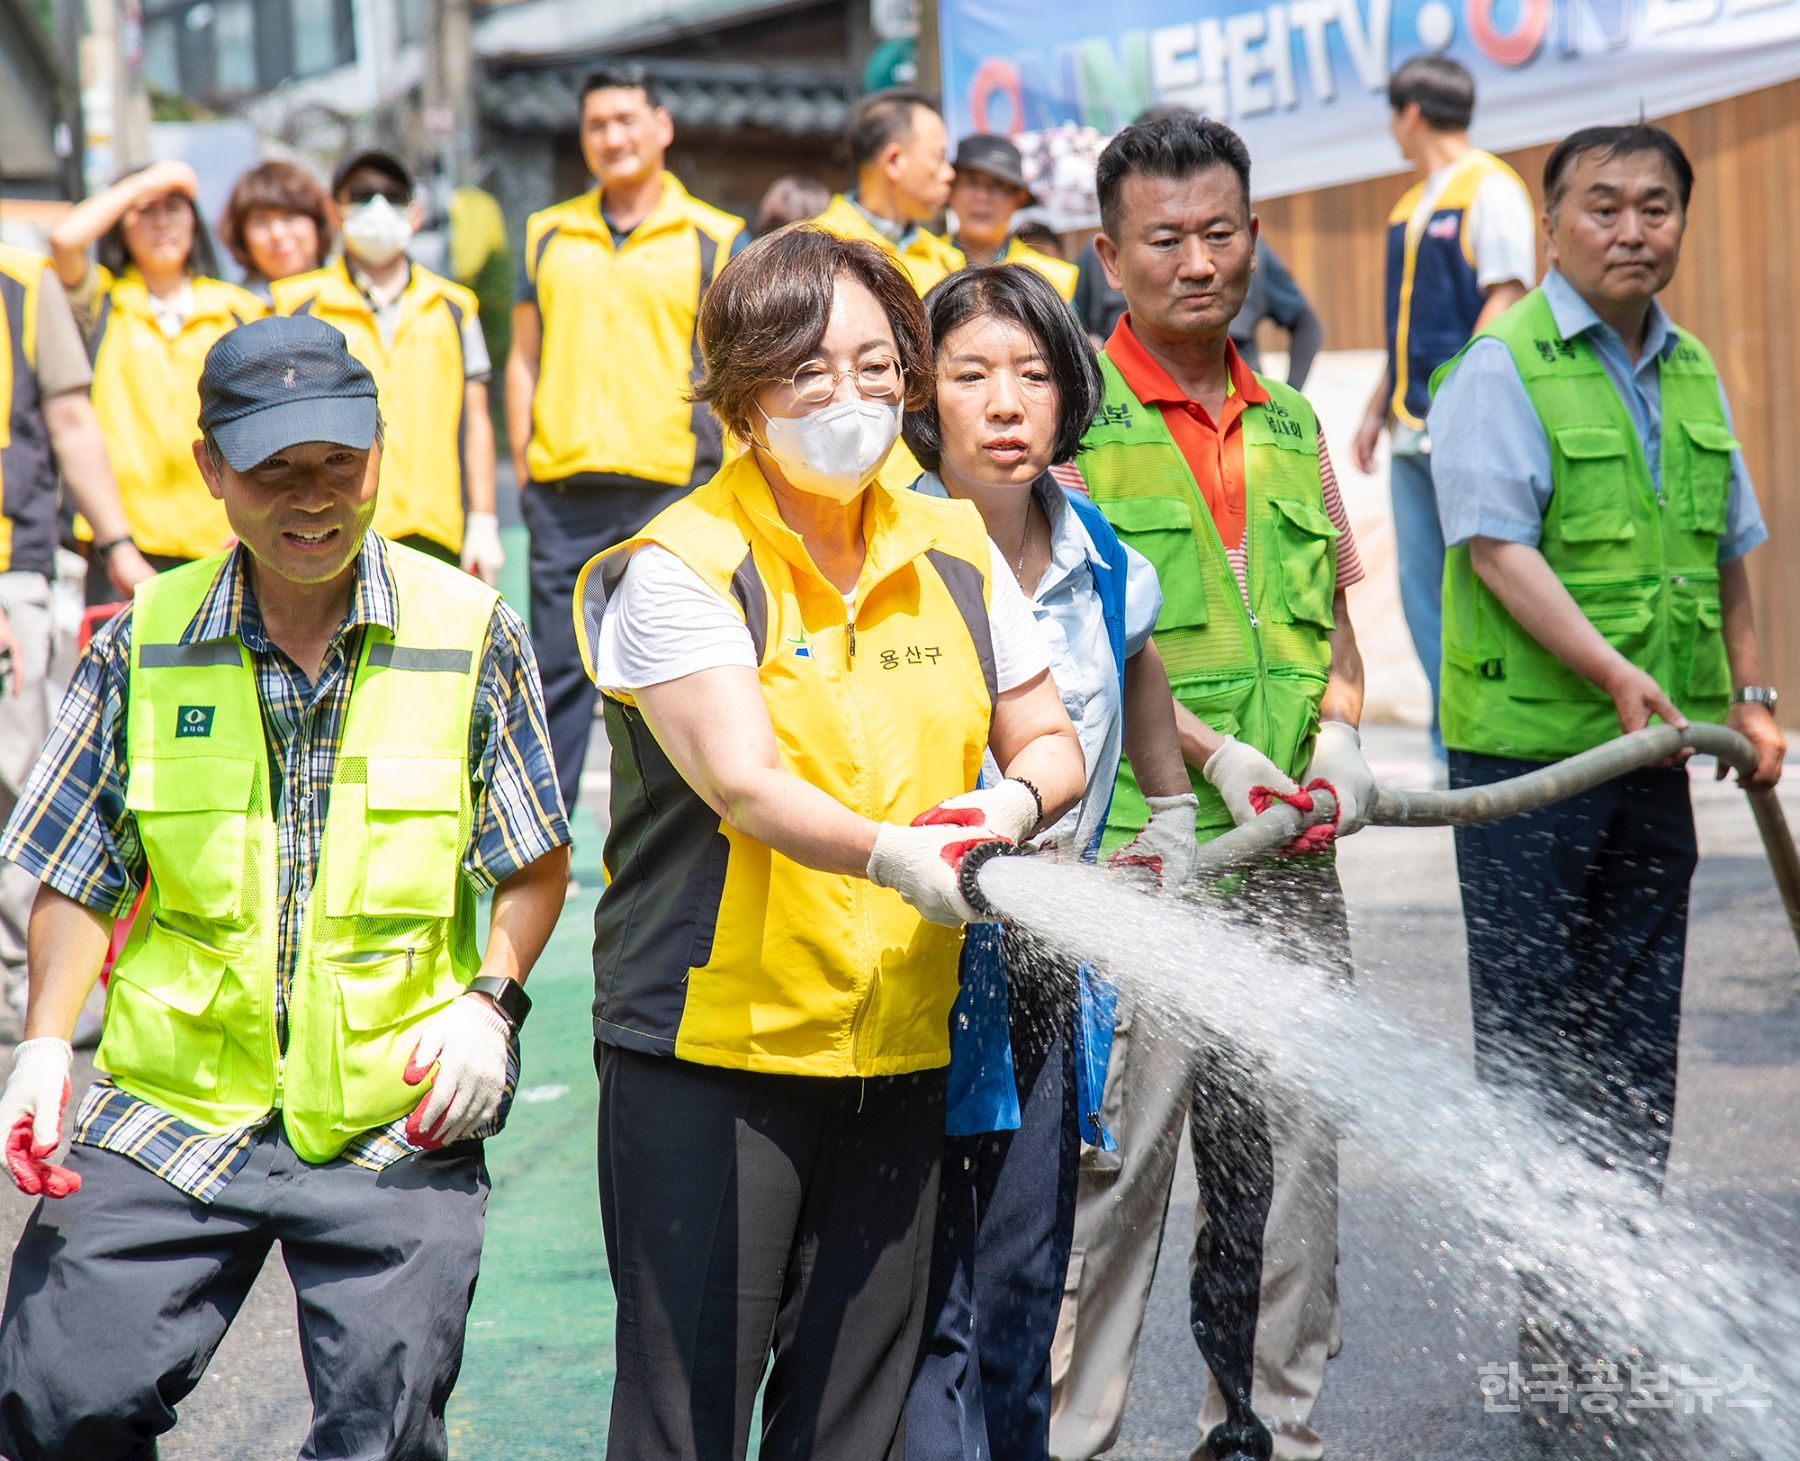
986,542,1053,692
593,545,758,694
1468,171,1538,293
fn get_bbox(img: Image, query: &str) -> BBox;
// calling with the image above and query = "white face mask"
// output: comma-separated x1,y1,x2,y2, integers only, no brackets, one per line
757,397,902,503
340,195,414,268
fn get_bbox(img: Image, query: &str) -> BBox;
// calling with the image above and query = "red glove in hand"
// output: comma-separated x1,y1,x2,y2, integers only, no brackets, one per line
868,805,1010,927
1247,780,1339,856
0,1038,80,1198
402,994,512,1150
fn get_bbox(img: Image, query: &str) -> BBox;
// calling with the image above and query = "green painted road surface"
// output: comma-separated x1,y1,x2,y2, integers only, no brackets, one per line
447,835,614,1457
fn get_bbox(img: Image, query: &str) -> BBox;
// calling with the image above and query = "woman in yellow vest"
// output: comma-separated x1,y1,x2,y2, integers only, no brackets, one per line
50,160,267,601
573,226,1083,1457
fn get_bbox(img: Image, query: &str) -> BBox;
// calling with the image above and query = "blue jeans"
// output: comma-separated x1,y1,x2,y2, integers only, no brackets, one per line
1390,450,1445,757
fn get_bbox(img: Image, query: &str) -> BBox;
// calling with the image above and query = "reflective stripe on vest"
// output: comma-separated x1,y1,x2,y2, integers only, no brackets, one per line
90,270,267,560
1432,288,1732,761
103,542,497,1161
0,245,55,577
1079,353,1336,846
273,261,475,553
1384,150,1527,428
572,451,997,1078
523,173,743,487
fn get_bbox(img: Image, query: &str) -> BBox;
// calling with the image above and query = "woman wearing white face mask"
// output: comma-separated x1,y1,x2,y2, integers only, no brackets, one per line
271,149,504,585
572,226,1085,1460
902,263,1196,1461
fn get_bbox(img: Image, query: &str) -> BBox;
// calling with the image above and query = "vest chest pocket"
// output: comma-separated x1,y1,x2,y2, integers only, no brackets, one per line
124,755,256,920
1101,497,1208,631
1676,419,1735,536
1687,597,1730,702
1265,496,1338,629
1551,426,1636,544
345,756,466,918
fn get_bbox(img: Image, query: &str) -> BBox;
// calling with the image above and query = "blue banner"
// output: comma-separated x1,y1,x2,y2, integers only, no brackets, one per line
938,0,1800,218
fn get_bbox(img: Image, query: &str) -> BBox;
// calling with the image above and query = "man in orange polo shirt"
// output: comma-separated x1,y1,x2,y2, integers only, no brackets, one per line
1050,113,1373,1461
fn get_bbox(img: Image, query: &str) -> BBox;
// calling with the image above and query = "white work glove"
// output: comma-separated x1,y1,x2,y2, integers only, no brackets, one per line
1202,736,1303,828
1108,792,1200,893
1305,721,1377,838
459,510,505,587
402,993,512,1149
867,816,1008,927
0,1037,80,1198
930,778,1040,844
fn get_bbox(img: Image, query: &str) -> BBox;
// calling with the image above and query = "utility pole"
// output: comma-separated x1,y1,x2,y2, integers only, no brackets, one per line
424,0,479,190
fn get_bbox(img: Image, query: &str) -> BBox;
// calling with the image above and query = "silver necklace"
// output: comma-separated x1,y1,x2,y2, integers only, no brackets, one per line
1014,505,1035,591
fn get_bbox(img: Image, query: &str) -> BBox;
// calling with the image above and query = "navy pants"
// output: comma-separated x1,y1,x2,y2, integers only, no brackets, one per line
521,474,692,817
1450,751,1698,1186
908,948,1079,1461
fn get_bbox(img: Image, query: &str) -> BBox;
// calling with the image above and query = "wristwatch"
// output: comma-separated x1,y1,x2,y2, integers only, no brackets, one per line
1730,686,1779,712
466,975,532,1031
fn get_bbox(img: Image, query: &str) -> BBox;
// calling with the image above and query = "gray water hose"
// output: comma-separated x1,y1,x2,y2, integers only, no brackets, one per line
1187,722,1800,956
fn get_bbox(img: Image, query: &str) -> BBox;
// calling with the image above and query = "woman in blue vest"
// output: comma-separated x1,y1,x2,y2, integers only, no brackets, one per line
902,263,1199,1460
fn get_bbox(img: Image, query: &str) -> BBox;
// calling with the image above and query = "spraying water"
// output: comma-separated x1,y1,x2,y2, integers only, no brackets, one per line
973,853,1800,1459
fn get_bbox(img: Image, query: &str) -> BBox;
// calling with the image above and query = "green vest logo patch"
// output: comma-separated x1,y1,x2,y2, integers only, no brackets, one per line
176,705,215,738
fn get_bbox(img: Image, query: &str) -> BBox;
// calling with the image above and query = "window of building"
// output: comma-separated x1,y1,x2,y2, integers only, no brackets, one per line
140,0,356,99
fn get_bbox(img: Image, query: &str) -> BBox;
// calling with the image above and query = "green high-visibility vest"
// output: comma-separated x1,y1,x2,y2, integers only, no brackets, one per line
1080,353,1338,847
100,542,498,1162
1431,288,1734,762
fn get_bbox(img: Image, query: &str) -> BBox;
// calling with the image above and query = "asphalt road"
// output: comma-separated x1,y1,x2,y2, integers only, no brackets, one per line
0,724,1794,1459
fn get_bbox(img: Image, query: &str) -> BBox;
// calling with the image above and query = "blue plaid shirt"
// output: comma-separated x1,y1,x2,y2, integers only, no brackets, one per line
0,534,570,1200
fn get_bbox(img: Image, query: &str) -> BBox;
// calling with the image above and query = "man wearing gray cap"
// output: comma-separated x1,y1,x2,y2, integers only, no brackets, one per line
0,314,570,1459
948,134,1078,300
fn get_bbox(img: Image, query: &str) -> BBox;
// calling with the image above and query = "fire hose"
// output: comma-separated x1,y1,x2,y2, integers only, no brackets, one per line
962,723,1800,956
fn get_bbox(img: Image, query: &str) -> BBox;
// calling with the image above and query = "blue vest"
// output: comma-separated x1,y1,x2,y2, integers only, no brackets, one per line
942,488,1130,1147
1383,151,1526,429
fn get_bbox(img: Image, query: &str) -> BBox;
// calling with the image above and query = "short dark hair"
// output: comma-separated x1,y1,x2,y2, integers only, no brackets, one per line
693,226,932,443
848,88,940,172
98,166,221,280
1387,55,1475,132
1543,123,1693,213
216,160,333,272
1095,113,1251,239
903,263,1102,475
582,63,660,113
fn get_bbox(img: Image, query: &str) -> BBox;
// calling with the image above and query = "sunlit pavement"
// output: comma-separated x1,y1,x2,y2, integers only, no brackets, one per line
0,706,1793,1459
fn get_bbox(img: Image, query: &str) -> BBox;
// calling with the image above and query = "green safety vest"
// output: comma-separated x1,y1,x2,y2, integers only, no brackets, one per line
99,542,497,1162
1431,288,1734,762
1080,353,1338,847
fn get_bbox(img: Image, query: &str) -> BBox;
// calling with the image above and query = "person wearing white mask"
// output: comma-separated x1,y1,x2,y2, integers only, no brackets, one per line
272,149,504,585
572,225,1085,1459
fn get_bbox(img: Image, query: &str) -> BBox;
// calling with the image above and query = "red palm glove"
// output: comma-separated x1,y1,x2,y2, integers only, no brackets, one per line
0,1038,81,1198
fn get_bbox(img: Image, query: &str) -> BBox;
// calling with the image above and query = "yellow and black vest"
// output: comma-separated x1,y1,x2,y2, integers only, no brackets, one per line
90,267,266,560
574,452,999,1078
523,172,744,488
1384,150,1529,428
101,542,498,1161
815,193,965,297
0,245,57,578
999,236,1078,301
273,260,479,554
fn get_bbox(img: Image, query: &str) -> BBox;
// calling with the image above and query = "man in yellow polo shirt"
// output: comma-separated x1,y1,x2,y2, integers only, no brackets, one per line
814,88,961,295
274,148,503,584
946,133,1077,301
507,63,746,830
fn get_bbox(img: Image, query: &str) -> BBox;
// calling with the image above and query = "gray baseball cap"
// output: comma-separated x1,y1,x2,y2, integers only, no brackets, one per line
952,134,1038,204
197,315,379,471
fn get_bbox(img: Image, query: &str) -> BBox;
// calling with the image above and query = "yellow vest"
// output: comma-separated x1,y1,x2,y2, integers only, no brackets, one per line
813,193,965,296
273,260,477,553
523,172,744,487
101,542,497,1161
1001,236,1079,301
574,452,998,1077
90,268,267,559
0,244,55,576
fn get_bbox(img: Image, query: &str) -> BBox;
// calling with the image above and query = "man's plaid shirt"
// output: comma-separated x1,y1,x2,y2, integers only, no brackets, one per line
0,535,570,1201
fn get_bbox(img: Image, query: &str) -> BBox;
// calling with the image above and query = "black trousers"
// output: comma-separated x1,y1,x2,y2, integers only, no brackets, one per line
907,947,1079,1461
521,475,692,817
596,1044,945,1461
1450,751,1697,1186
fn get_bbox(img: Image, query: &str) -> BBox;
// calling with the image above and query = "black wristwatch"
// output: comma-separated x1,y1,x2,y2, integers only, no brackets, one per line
466,975,531,1031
